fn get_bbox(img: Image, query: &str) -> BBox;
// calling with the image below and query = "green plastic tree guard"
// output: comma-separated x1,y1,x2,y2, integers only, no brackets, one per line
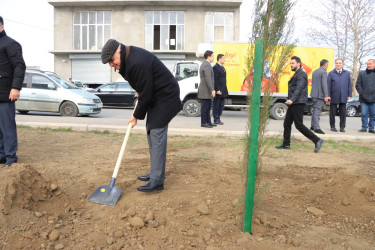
243,38,264,233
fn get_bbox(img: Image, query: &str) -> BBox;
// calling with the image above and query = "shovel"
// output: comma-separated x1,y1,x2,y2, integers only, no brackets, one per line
88,120,134,206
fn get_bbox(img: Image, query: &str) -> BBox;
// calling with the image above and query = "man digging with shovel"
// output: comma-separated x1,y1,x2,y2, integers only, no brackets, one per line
101,39,182,192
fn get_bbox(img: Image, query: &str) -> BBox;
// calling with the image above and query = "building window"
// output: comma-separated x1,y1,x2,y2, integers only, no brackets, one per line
145,11,185,51
73,11,111,50
205,12,233,42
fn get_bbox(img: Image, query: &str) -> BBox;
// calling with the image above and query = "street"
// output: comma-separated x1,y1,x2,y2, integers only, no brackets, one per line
15,107,365,136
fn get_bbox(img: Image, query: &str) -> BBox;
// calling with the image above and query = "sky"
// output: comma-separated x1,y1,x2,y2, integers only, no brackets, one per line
1,0,324,72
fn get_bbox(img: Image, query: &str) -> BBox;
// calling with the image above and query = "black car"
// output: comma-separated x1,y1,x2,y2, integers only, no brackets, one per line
90,82,137,107
346,95,361,117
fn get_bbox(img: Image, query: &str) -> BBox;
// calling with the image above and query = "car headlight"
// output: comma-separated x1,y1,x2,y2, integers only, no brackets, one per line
81,98,95,103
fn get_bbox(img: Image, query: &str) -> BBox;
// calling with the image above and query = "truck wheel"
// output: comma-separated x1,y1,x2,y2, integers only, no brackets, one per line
183,99,201,117
60,101,78,117
270,103,288,120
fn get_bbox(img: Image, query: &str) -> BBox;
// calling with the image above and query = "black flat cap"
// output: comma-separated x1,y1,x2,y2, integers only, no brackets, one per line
101,39,120,64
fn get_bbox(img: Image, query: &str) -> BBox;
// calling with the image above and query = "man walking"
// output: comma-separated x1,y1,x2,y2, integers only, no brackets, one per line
327,59,352,132
0,16,26,168
101,39,182,192
356,59,375,133
213,54,228,125
276,56,324,153
198,50,216,128
310,59,329,134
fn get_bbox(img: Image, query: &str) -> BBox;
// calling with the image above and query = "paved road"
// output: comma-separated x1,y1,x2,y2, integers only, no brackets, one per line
15,107,374,140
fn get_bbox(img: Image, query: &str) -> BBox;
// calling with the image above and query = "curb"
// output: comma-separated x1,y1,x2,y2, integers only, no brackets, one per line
17,121,375,141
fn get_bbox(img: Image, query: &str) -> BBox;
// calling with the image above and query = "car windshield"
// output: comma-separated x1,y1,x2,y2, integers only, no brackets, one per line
74,81,84,88
47,73,78,89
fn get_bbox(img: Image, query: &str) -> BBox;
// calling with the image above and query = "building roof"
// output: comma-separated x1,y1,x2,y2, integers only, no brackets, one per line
48,0,242,7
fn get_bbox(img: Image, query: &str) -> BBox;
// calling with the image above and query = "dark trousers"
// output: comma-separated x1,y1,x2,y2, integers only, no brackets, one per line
213,96,225,123
283,104,320,146
200,99,212,125
0,102,18,163
147,125,168,182
329,103,346,129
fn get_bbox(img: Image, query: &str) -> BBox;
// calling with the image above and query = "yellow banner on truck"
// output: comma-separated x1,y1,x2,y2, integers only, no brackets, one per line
213,42,335,94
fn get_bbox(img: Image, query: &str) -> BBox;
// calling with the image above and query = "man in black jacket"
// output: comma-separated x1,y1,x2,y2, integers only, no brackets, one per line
0,16,26,168
213,54,228,125
276,56,324,153
101,39,182,192
356,59,375,133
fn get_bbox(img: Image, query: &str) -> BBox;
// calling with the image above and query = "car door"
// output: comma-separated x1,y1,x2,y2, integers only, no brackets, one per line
16,73,31,111
95,83,117,106
28,74,60,112
115,82,136,106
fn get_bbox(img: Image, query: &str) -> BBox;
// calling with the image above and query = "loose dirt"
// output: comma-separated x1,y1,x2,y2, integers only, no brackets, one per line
0,127,374,249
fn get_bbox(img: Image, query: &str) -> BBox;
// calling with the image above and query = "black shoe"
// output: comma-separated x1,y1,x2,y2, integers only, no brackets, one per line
310,127,314,131
314,129,325,134
0,158,6,164
137,179,164,192
215,121,224,125
369,130,375,134
275,145,290,150
359,129,367,132
314,139,324,153
4,159,17,167
331,128,338,132
201,124,213,128
340,128,345,132
138,173,150,181
209,123,217,127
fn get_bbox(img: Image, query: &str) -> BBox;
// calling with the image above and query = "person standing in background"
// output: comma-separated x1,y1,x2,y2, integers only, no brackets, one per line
212,54,228,125
198,50,216,128
327,59,352,132
356,59,375,133
310,59,330,134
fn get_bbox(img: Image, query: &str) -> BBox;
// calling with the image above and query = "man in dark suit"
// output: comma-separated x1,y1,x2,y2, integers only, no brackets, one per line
276,56,324,153
327,59,352,132
198,50,216,128
310,59,329,134
0,16,26,169
213,54,228,125
101,39,182,192
356,59,375,133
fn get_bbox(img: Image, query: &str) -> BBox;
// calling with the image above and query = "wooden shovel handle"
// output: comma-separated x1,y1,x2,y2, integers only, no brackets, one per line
112,100,138,179
112,122,133,179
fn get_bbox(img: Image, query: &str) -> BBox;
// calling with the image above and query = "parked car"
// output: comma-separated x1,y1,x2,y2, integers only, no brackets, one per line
346,95,361,117
89,82,137,107
324,95,361,117
16,70,103,116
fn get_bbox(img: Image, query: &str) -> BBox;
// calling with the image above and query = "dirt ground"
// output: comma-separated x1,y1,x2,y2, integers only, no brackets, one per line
0,126,374,250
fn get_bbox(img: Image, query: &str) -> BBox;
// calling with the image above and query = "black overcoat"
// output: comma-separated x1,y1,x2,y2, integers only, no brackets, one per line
0,30,26,102
213,63,228,97
356,69,375,103
119,45,182,131
288,67,308,104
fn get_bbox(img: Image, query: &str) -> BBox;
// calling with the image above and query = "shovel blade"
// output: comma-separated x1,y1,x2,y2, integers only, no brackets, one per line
88,185,122,206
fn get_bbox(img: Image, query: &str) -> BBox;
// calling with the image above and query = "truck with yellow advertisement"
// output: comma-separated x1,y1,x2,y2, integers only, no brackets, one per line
173,42,334,119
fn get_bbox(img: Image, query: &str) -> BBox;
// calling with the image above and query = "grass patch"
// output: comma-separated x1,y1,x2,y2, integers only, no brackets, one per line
52,127,73,132
17,124,32,129
91,129,110,135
